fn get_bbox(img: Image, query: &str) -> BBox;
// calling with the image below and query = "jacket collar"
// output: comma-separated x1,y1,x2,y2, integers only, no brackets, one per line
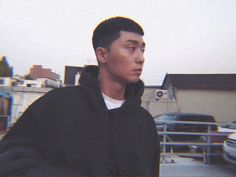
79,65,144,109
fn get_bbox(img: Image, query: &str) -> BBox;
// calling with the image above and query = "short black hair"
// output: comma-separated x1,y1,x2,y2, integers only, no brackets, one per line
92,16,144,51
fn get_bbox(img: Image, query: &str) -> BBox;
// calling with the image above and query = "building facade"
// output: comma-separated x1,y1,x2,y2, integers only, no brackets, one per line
64,66,84,86
0,86,51,124
142,74,236,123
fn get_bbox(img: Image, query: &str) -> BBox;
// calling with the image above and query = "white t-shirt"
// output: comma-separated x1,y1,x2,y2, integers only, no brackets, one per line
102,93,125,110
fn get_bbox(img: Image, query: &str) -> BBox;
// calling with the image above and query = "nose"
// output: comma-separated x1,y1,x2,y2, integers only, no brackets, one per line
135,48,145,64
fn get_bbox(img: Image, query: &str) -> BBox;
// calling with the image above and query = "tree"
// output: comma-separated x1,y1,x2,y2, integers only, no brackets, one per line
0,56,13,77
24,74,34,80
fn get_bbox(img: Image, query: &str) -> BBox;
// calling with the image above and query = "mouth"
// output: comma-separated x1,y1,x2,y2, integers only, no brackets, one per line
133,69,143,75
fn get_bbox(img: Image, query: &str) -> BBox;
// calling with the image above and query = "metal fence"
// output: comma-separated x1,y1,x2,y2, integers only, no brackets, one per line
157,121,232,164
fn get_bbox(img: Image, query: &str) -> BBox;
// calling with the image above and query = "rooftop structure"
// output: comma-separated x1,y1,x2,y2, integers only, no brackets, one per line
30,65,60,81
162,74,236,90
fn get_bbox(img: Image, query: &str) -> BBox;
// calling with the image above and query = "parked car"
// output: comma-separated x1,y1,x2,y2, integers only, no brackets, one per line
190,122,236,162
223,132,236,165
218,121,236,133
154,113,218,152
154,112,217,142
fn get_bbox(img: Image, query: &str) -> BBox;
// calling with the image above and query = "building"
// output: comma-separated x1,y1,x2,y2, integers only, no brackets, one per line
29,65,61,88
0,64,61,125
0,91,12,131
30,65,60,80
141,85,177,117
0,77,12,86
64,66,84,86
142,74,236,122
0,86,51,124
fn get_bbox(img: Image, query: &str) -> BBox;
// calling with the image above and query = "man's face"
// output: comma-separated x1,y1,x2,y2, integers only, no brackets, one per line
104,31,145,83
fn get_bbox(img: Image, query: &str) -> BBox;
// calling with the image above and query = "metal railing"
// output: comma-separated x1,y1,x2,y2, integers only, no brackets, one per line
157,121,232,164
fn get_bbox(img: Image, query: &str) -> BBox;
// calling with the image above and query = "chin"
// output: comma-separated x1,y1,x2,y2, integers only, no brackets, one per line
126,78,140,83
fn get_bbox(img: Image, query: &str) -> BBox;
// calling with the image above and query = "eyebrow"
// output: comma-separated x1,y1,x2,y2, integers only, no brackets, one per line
126,40,146,47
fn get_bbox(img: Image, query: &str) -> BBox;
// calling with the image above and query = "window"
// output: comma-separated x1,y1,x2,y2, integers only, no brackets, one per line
0,79,5,85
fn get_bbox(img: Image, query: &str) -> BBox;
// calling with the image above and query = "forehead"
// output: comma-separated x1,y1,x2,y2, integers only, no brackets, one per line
116,31,145,45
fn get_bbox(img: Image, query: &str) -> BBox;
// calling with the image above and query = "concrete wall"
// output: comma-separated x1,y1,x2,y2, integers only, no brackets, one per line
141,87,236,122
175,89,236,122
0,86,51,123
141,88,177,117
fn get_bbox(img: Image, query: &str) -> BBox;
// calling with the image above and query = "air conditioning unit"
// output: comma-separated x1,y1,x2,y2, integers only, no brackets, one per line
155,89,168,100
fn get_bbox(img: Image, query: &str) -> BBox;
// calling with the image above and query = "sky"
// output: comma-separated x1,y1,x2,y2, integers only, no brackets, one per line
0,0,236,85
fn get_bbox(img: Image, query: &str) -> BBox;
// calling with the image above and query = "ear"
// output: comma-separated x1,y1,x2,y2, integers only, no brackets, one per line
95,47,108,64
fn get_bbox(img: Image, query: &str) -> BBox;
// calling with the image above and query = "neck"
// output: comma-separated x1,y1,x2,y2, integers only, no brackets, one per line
98,71,126,100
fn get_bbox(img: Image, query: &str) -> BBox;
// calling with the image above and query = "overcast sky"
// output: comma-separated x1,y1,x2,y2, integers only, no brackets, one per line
0,0,236,85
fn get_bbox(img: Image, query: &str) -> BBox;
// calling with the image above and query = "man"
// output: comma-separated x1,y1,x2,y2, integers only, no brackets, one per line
0,16,160,176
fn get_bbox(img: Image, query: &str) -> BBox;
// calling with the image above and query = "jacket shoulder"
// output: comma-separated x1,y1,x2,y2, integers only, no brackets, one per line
43,85,82,98
138,107,154,121
31,86,83,105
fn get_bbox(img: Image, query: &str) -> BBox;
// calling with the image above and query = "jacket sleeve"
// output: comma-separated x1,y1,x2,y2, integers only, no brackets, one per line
151,129,160,177
149,115,160,177
0,93,82,176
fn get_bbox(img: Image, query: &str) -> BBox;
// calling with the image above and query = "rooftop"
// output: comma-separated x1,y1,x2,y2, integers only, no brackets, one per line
162,74,236,90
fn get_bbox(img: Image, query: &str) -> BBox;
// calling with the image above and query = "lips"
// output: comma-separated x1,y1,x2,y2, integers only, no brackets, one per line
133,69,142,75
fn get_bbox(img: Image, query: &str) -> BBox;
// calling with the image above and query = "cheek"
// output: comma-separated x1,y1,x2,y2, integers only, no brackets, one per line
112,58,132,74
107,48,135,76
110,50,132,67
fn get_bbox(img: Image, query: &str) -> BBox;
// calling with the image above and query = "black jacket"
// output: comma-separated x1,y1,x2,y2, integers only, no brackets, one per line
0,65,160,176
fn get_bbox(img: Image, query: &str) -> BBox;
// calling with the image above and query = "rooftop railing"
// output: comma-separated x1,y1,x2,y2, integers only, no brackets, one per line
157,121,235,164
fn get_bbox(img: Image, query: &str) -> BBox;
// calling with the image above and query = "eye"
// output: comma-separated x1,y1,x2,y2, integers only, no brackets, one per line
140,47,145,53
128,46,136,52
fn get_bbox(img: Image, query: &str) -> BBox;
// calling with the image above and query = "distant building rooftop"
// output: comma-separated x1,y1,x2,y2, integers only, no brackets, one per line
162,74,236,90
30,65,60,81
64,66,84,86
144,85,162,89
